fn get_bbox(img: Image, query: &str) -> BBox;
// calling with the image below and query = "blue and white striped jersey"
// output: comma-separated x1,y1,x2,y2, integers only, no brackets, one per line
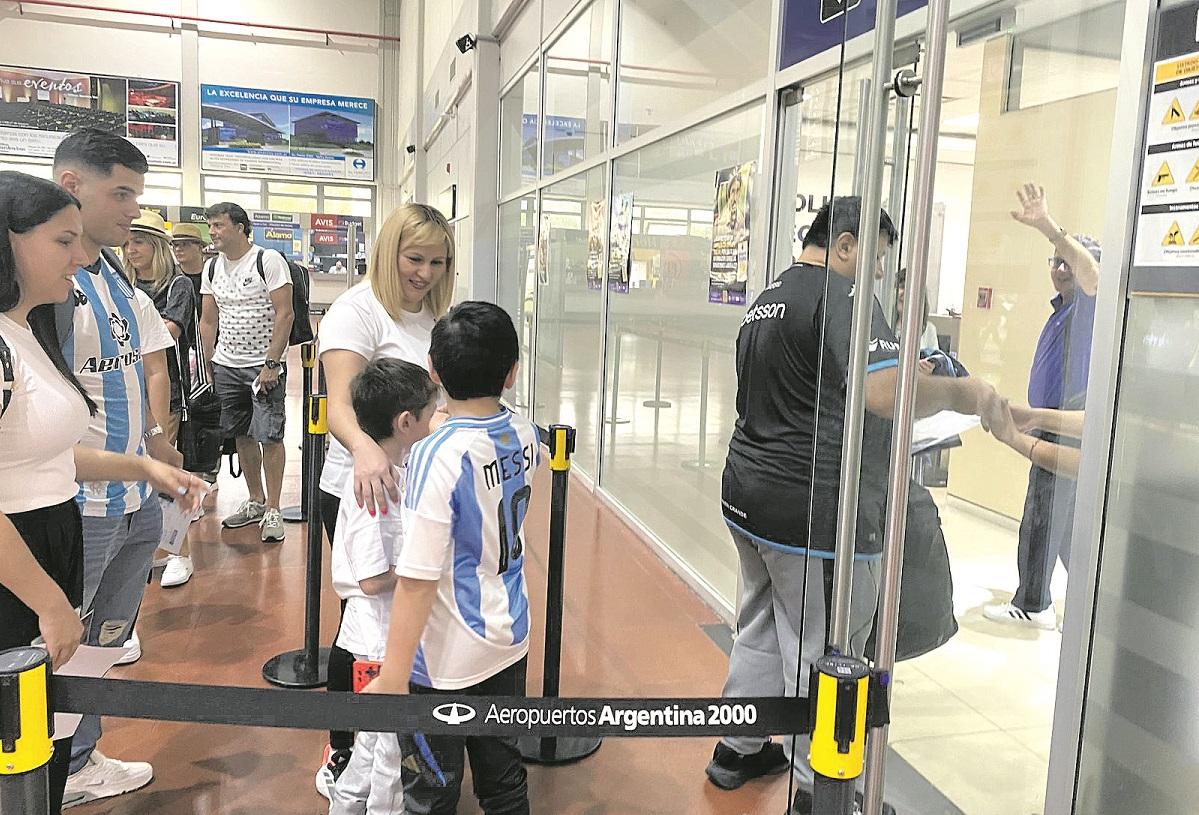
398,409,542,690
63,256,174,518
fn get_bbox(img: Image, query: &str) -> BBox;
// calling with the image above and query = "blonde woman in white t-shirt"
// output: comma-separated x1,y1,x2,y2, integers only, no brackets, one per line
0,172,205,814
313,203,454,795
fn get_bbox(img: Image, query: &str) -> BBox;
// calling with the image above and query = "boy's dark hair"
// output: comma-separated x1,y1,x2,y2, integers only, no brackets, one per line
429,302,518,401
803,196,897,250
205,202,253,237
351,358,438,442
52,127,149,176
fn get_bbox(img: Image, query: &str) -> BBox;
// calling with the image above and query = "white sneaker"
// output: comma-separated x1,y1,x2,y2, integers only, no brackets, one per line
62,750,153,808
115,631,142,666
160,555,194,588
983,601,1057,630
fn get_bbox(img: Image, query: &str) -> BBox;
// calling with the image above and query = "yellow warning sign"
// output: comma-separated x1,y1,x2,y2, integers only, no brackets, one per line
1188,160,1199,184
1164,222,1185,247
1154,161,1176,187
1164,98,1186,125
1189,225,1199,245
1190,100,1199,120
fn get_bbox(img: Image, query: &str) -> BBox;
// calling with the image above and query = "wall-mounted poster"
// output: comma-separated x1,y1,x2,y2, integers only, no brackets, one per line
0,65,180,166
608,194,634,294
709,161,756,306
309,213,367,273
200,85,375,180
586,199,606,290
250,211,303,261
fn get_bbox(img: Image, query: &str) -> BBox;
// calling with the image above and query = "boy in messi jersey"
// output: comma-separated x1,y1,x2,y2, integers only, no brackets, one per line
367,302,538,815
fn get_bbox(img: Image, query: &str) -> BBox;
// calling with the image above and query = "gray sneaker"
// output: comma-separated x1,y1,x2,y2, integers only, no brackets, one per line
222,499,265,529
260,507,285,543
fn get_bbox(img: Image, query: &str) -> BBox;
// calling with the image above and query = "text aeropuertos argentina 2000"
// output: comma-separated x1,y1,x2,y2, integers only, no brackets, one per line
485,702,759,732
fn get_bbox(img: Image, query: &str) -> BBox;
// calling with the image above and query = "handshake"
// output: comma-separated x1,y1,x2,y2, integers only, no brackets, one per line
957,378,1036,447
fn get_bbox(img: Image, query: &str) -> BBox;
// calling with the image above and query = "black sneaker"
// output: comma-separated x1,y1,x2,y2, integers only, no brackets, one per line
705,742,790,790
315,746,352,801
789,788,896,815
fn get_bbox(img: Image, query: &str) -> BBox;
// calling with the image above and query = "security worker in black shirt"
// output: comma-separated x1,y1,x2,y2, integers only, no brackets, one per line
704,197,997,815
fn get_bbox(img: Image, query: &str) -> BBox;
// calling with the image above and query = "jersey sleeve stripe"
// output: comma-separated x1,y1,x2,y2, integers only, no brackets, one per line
867,358,899,373
407,424,452,501
409,425,459,508
449,453,487,638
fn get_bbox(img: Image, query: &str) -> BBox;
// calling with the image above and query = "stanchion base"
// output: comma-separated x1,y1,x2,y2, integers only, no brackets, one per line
281,505,305,523
604,417,631,425
642,400,672,409
517,735,602,765
262,648,330,689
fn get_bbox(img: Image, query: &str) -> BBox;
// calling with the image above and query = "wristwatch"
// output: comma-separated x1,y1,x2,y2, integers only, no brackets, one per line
144,425,164,441
264,358,282,371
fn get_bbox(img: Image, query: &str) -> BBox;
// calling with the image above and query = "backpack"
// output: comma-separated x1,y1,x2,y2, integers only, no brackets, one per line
206,248,314,346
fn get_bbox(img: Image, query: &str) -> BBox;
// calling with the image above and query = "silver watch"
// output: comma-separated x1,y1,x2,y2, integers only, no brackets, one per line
144,425,164,441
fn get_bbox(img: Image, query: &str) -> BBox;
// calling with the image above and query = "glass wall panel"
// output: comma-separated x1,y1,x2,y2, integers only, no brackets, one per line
1007,2,1124,111
500,63,541,197
543,0,612,177
500,0,541,86
497,194,539,412
533,166,606,477
615,0,771,143
601,102,764,602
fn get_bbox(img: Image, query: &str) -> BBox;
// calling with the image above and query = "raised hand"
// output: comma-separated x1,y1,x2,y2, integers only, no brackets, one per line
1010,183,1057,237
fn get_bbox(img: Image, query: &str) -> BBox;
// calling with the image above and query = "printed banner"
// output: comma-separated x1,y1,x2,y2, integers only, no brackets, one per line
586,199,606,290
308,213,366,273
608,194,634,294
0,65,179,167
780,0,929,70
201,84,375,180
709,161,756,305
248,210,302,261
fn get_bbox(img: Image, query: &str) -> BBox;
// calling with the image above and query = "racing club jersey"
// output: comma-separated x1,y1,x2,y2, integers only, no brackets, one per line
721,262,900,556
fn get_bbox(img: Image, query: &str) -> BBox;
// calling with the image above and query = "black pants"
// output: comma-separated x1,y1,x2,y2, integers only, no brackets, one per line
403,659,529,815
1,500,84,813
319,488,355,751
1013,439,1078,613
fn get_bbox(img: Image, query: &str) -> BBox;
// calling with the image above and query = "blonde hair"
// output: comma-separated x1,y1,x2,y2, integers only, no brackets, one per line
368,203,456,319
123,232,178,294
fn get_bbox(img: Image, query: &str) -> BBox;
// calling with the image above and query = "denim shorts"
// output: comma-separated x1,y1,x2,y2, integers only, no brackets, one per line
213,362,287,444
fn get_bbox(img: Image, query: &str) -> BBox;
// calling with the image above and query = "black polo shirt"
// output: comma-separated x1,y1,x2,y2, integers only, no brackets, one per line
721,262,900,556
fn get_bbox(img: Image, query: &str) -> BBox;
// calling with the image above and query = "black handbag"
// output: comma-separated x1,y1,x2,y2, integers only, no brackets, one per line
173,280,223,474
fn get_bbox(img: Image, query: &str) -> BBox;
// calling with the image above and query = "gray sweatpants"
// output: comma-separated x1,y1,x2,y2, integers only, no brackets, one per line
719,529,881,788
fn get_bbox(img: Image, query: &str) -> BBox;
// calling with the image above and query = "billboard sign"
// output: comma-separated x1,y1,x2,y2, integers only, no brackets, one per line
0,64,180,166
200,84,375,180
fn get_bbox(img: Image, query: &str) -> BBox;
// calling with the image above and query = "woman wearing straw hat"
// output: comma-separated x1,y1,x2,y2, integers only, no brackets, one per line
125,209,197,588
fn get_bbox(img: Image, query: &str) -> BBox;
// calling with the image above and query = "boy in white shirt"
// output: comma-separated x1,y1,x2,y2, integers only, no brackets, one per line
366,302,540,815
329,358,439,815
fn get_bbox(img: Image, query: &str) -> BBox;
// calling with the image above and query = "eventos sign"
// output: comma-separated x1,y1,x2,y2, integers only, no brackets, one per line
0,64,180,167
200,84,376,181
780,0,929,70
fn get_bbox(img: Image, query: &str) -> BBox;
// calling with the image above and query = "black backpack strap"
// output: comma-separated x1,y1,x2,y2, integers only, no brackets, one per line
206,256,218,284
0,333,13,420
256,247,289,282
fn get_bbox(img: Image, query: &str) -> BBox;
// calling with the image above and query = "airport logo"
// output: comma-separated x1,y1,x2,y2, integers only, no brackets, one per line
352,158,368,170
432,703,477,725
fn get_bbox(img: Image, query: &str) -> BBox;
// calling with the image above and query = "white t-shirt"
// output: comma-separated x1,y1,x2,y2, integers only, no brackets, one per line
332,463,406,661
0,314,90,514
65,257,175,518
317,283,435,495
200,245,292,369
398,409,542,690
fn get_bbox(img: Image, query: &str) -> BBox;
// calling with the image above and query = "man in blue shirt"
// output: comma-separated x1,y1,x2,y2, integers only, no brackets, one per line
984,184,1100,630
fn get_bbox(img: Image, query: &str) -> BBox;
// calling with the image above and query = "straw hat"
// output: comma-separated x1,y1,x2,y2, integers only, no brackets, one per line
130,209,172,242
170,222,207,244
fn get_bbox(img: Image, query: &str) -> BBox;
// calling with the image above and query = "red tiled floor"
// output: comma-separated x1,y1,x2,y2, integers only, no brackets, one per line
70,364,791,815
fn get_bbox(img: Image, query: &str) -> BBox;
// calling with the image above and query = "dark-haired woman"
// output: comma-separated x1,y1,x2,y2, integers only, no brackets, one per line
0,171,204,813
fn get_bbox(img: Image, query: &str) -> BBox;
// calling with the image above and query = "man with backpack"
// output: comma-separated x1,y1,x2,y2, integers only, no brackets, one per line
199,202,297,542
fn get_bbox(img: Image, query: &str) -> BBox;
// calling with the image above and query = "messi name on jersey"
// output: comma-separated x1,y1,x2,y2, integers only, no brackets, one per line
483,438,538,491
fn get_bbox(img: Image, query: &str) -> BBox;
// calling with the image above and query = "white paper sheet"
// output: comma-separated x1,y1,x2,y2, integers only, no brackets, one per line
158,494,193,555
51,645,128,738
911,410,981,455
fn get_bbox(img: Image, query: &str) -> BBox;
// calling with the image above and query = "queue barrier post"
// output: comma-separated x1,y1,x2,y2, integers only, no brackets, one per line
283,341,318,523
518,425,602,765
807,655,889,815
262,392,330,688
0,647,53,815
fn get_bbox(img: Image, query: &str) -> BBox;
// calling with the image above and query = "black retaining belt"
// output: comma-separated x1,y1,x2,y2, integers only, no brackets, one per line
55,676,808,738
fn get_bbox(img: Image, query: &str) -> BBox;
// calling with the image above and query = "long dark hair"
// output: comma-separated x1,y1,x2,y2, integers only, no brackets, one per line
0,171,97,415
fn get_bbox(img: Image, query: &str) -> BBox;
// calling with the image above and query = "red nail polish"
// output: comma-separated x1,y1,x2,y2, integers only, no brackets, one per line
380,505,388,516
369,509,376,517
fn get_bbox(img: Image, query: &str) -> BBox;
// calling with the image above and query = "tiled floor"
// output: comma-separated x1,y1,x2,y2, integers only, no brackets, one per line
65,358,1070,815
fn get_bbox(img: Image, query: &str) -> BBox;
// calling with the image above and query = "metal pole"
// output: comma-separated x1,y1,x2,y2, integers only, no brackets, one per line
862,1,951,813
830,0,902,654
853,79,873,194
0,647,53,815
881,95,913,326
283,341,317,523
345,223,359,291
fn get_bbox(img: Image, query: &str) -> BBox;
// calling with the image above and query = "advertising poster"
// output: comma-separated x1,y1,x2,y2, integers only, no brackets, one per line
780,0,928,70
201,85,375,180
586,199,606,290
709,161,756,305
608,194,634,294
309,212,366,273
250,211,302,261
0,65,179,166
